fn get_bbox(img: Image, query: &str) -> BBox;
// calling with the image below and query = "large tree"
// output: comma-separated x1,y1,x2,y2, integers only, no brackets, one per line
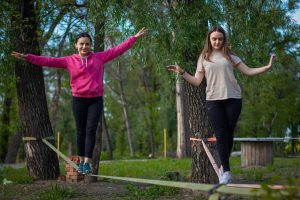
11,0,59,179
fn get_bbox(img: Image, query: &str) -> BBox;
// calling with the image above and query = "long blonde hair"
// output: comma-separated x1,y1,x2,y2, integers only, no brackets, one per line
200,26,235,64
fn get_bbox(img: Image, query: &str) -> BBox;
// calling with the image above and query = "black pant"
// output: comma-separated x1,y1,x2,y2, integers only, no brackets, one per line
72,96,103,158
206,98,242,172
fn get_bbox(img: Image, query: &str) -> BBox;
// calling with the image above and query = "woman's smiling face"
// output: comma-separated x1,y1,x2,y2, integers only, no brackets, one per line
75,37,91,57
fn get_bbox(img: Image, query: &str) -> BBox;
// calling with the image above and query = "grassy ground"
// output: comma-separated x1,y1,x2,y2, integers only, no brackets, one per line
99,157,300,184
1,157,300,199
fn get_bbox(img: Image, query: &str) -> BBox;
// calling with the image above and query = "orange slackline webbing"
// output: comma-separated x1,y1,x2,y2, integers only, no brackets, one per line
190,137,217,142
190,137,219,177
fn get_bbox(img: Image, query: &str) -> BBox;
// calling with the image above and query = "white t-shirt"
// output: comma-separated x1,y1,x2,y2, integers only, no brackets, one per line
196,51,242,100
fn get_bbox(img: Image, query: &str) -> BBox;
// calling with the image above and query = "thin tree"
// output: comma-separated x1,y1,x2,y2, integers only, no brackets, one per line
85,18,106,183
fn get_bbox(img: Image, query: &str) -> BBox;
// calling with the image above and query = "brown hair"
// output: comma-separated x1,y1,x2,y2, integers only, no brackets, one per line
75,32,92,44
200,26,235,64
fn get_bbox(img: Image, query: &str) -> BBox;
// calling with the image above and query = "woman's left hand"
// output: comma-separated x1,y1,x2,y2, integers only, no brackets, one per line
134,27,147,39
266,54,276,70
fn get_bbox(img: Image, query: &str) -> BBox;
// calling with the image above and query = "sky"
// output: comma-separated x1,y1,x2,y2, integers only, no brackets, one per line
292,9,300,23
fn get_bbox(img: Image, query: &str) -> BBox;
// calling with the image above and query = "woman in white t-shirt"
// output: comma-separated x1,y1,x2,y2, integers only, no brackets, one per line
167,26,276,184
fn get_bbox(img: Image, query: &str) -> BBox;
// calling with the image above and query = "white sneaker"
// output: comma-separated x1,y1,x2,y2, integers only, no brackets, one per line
218,166,224,183
219,171,231,184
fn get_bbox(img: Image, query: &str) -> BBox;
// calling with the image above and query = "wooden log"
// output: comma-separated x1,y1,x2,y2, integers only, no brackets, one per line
241,141,274,167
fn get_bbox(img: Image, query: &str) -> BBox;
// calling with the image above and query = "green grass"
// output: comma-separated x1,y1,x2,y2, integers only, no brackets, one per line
36,184,77,200
0,167,33,184
99,158,191,180
99,157,300,184
1,157,299,184
125,184,180,199
230,157,300,183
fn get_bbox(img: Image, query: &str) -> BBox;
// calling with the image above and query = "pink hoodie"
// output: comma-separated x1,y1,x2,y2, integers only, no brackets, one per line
26,36,136,97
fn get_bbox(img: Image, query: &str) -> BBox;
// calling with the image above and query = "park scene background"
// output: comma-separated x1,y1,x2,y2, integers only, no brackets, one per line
0,0,300,199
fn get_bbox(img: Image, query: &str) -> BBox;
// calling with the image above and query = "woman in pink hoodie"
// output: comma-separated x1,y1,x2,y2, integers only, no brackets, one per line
11,27,147,174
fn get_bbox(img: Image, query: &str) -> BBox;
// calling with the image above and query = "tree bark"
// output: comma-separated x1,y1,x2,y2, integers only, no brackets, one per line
186,79,219,183
176,77,189,158
4,131,22,164
11,0,59,180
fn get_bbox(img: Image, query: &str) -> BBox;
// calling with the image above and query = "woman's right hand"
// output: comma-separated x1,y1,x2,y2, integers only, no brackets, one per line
11,51,27,60
166,64,184,75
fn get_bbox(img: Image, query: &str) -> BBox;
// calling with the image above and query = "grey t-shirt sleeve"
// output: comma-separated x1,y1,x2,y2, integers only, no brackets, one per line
196,55,205,72
231,54,242,67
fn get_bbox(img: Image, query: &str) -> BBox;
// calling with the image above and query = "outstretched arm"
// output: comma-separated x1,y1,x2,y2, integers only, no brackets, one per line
102,27,147,63
11,51,27,60
237,54,276,76
11,51,67,68
166,64,205,87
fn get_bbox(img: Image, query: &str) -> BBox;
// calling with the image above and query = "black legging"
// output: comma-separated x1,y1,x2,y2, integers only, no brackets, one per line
206,98,242,172
72,96,103,158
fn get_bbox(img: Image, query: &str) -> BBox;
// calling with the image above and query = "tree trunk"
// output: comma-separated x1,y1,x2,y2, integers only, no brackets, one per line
105,37,135,158
50,70,62,132
176,77,189,158
67,141,73,156
5,131,22,164
118,64,135,158
139,66,156,157
50,18,72,132
186,80,219,183
11,0,59,180
102,113,113,160
0,95,12,162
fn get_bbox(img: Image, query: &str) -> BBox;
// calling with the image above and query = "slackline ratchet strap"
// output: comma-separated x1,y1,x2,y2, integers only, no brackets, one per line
24,136,287,198
22,136,78,170
190,137,219,177
23,136,54,141
190,137,216,142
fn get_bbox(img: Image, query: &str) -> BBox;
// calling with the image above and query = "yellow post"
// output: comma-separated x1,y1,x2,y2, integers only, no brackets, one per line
164,128,167,159
57,131,60,159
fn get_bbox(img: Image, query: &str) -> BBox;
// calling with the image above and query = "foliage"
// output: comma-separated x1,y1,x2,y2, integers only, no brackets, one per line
221,1,300,137
125,184,179,199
